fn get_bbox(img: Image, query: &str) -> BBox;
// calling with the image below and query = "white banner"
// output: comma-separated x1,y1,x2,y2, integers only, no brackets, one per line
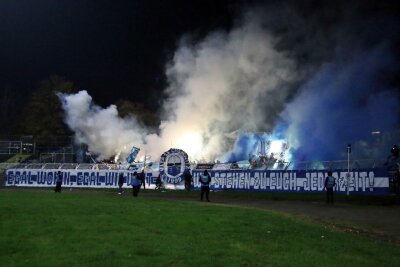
5,168,390,195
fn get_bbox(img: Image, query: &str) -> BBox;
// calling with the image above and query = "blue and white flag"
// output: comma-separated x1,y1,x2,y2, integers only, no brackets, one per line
126,146,140,163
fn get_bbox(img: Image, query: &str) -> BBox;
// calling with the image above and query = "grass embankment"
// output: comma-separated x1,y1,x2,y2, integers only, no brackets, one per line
0,190,399,267
3,154,31,163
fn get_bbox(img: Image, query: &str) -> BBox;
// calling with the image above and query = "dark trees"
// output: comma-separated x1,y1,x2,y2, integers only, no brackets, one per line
18,76,76,139
116,99,159,130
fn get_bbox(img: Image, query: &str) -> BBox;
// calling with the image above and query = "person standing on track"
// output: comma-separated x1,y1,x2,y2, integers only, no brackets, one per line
118,172,125,195
385,145,400,195
324,171,336,205
54,171,63,193
139,169,146,189
199,170,211,202
131,171,141,197
184,169,193,191
155,174,163,190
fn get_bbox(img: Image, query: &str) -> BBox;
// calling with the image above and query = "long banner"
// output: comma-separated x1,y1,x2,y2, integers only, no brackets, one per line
192,169,389,195
5,168,390,195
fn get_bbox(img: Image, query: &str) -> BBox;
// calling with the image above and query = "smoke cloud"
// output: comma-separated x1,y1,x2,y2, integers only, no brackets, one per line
59,1,400,163
59,10,297,161
58,90,147,160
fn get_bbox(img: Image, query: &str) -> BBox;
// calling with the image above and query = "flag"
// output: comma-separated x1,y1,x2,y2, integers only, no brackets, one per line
126,146,140,163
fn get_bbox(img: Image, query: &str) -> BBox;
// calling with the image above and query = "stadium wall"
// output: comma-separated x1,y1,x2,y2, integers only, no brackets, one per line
5,168,389,195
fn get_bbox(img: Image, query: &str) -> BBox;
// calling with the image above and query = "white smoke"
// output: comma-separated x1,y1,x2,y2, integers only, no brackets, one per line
58,90,146,161
59,11,297,162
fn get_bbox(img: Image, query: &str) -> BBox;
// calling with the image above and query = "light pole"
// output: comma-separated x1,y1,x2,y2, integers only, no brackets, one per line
346,144,351,196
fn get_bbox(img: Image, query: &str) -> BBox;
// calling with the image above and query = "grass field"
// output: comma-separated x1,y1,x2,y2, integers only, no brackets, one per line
1,189,399,267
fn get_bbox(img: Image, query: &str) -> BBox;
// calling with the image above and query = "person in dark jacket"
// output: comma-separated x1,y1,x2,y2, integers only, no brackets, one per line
324,171,336,204
131,171,141,197
184,169,193,191
385,145,400,195
54,171,63,193
199,170,211,202
155,174,163,190
139,169,146,189
118,172,125,194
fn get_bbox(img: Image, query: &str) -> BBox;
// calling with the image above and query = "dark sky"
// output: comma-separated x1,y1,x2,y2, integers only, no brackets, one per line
0,0,243,106
1,0,399,108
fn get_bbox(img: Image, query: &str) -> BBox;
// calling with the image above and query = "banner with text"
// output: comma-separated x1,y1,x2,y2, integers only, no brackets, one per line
192,169,389,195
5,168,390,195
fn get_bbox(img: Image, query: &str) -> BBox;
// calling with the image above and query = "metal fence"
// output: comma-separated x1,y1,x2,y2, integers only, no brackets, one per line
0,162,120,171
39,152,75,163
0,141,24,155
284,159,386,171
0,159,386,172
0,135,77,167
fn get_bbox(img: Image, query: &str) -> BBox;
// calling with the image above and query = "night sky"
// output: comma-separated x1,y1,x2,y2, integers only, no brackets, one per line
0,0,240,106
2,0,399,107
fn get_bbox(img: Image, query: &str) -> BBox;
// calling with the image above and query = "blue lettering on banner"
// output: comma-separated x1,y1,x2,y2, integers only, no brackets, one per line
193,169,389,195
47,172,54,185
82,172,87,185
77,172,83,186
64,172,70,185
15,172,20,184
96,173,101,186
37,172,45,185
28,172,34,184
20,172,27,184
98,174,105,184
105,172,115,186
7,171,14,185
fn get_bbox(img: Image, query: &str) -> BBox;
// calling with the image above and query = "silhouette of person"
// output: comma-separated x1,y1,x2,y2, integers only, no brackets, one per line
139,169,146,189
54,171,63,193
385,145,400,195
131,171,141,197
155,174,162,190
118,172,125,194
184,169,193,191
199,170,211,202
324,170,336,204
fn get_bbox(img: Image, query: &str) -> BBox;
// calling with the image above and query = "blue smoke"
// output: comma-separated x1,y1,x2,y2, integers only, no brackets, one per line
276,44,400,161
220,132,289,163
221,133,259,162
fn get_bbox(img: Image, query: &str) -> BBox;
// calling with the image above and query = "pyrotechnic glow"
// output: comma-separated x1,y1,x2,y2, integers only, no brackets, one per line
114,152,121,163
176,131,203,160
270,140,285,155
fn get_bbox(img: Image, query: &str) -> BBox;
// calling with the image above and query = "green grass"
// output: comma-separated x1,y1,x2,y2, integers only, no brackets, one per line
0,190,399,267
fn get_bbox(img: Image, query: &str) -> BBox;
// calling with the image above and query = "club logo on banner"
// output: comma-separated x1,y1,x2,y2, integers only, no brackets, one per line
159,148,190,184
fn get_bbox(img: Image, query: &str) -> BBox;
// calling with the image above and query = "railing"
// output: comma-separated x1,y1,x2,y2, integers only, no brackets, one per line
0,159,387,171
39,152,74,163
0,136,75,160
0,141,24,155
0,163,120,170
285,159,386,171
